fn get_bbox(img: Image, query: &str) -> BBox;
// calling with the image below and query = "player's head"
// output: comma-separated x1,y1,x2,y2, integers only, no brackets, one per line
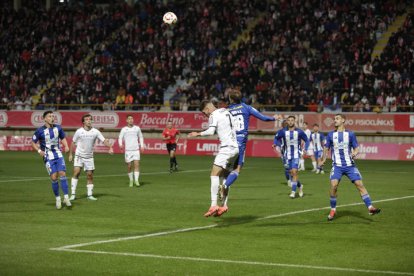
313,123,319,132
126,114,134,126
82,114,93,128
228,89,242,104
166,120,173,129
282,120,288,128
200,100,216,117
334,114,346,128
287,115,296,128
303,122,308,129
43,110,54,125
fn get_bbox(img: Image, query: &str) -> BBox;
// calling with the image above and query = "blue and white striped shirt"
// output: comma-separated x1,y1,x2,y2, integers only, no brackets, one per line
32,125,65,161
274,128,309,160
310,132,325,152
325,130,358,167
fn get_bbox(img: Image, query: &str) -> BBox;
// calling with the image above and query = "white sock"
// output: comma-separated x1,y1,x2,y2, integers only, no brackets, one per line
210,176,219,206
71,178,78,195
300,159,305,169
134,171,139,182
128,172,133,181
312,161,317,170
56,196,61,201
87,184,94,196
64,194,69,199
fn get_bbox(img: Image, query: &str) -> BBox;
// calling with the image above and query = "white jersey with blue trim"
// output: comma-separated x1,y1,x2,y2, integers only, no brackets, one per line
311,132,325,152
325,130,358,167
274,128,309,160
32,125,65,161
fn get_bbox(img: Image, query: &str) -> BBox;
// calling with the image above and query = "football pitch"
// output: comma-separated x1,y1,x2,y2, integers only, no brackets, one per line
0,151,413,275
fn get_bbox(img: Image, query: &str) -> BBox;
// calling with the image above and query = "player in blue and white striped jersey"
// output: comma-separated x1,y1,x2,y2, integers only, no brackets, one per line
310,124,325,174
31,110,71,209
273,116,309,199
320,114,381,221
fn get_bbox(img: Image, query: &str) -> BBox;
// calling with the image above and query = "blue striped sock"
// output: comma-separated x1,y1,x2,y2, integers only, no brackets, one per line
361,194,372,208
60,177,69,195
291,181,297,192
51,181,59,197
225,171,239,188
330,196,337,209
284,169,290,181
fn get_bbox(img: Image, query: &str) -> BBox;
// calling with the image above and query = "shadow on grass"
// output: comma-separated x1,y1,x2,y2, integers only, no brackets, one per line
216,215,259,228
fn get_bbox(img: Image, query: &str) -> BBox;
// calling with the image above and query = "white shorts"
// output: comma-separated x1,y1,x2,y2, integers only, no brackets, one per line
74,155,95,171
125,150,140,163
214,146,239,171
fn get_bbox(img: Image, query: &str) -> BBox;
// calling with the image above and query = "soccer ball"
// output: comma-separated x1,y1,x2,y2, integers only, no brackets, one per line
163,12,177,25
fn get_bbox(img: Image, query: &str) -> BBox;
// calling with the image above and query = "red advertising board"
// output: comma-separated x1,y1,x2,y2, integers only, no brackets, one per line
1,111,414,133
3,135,412,161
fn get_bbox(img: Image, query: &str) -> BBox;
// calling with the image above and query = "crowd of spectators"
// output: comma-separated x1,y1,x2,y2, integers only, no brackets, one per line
0,0,413,113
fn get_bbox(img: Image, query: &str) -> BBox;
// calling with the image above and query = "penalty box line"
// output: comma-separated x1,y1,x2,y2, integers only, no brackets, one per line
50,195,414,275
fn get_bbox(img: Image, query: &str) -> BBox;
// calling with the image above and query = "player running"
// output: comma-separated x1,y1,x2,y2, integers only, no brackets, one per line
162,120,180,173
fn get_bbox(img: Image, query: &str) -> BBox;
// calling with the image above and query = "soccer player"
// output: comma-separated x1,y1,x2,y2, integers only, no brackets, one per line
272,120,291,186
188,100,239,217
273,115,309,199
299,122,317,171
31,110,71,209
320,114,381,221
162,120,180,173
69,114,113,201
118,115,144,187
224,89,280,189
310,124,325,174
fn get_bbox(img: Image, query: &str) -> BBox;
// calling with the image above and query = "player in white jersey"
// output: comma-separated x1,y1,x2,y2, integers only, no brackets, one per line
188,100,239,217
320,114,380,221
68,114,113,201
299,122,317,171
118,115,144,187
310,124,325,174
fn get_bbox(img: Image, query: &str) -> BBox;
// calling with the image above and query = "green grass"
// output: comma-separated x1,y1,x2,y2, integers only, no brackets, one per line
0,151,413,275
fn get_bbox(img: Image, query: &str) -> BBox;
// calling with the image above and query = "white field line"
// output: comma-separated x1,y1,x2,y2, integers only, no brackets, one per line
49,248,414,276
0,169,212,183
49,195,414,275
51,195,414,248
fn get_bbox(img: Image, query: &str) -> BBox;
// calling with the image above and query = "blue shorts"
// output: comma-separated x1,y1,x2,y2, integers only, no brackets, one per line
314,150,323,159
286,158,300,170
330,166,362,182
236,137,247,166
45,157,66,175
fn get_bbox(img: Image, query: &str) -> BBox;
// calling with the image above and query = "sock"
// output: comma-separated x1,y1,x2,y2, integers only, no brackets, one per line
284,169,290,181
173,157,177,165
71,178,78,195
312,161,317,170
224,171,239,188
170,158,174,169
210,176,219,206
51,180,59,197
60,176,69,195
128,172,133,181
361,194,372,208
134,171,139,182
223,187,230,206
300,159,305,169
64,194,69,199
87,184,94,196
291,181,297,192
297,181,301,188
330,196,337,209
